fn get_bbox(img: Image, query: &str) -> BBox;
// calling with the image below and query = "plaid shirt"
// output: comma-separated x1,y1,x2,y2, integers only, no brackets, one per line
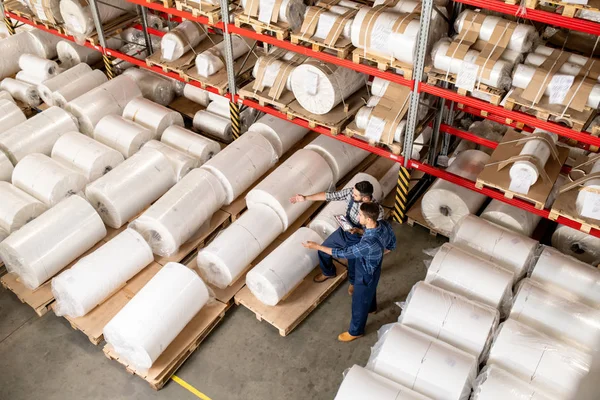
325,188,384,226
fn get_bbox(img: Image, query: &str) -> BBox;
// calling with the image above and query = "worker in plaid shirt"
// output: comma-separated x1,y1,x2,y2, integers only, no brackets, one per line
290,181,384,295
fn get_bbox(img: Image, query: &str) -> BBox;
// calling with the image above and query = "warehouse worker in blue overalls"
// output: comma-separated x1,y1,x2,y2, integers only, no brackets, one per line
303,202,396,342
289,181,384,295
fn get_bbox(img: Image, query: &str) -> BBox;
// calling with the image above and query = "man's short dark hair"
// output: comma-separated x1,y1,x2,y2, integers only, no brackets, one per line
360,202,379,222
355,181,374,198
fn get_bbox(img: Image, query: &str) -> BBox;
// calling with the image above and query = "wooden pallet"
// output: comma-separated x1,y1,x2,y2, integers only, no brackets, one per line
233,13,290,40
145,0,175,8
505,0,599,18
4,0,65,33
406,193,448,238
146,33,219,77
176,0,227,24
103,300,230,390
352,48,413,80
237,79,296,111
290,32,354,59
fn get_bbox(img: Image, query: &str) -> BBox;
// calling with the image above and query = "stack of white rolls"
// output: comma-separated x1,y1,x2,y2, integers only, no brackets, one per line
57,40,102,69
195,35,250,77
123,68,176,106
141,140,198,182
552,224,600,265
0,182,47,234
60,0,135,38
509,129,558,195
0,195,106,290
18,54,58,82
480,199,541,237
93,115,154,158
160,21,206,62
28,0,62,24
0,78,40,107
50,70,108,108
240,0,306,31
251,52,298,93
37,63,92,106
248,114,309,158
122,97,184,139
304,135,369,183
471,365,556,400
0,30,59,79
161,126,221,164
0,99,26,135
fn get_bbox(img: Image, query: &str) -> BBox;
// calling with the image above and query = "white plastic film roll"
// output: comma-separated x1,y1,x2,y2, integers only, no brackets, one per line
0,90,14,103
161,125,221,164
0,99,26,135
192,110,232,142
160,21,206,62
15,71,44,86
60,0,135,38
103,262,210,371
366,324,477,400
85,147,177,228
308,172,382,240
487,319,591,399
0,195,106,289
28,30,61,59
122,97,184,139
141,140,198,182
50,69,108,107
0,31,46,79
0,78,40,107
0,151,13,182
51,228,154,318
426,243,514,311
51,132,125,182
93,115,154,158
246,227,322,305
29,0,62,24
18,54,58,80
471,365,557,400
128,169,225,256
251,55,295,93
123,68,175,106
246,149,334,230
201,131,278,204
304,135,370,182
197,204,283,288
37,63,93,105
240,0,306,30
334,365,432,400
306,7,352,41
0,182,47,234
576,159,600,219
399,282,499,361
206,100,230,118
57,40,102,69
0,106,79,164
551,224,600,265
480,199,541,237
195,35,250,77
450,214,539,280
421,149,489,237
248,114,309,158
510,278,600,352
183,84,210,106
509,131,558,193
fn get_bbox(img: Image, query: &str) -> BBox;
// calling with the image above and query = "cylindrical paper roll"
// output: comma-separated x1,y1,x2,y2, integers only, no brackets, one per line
123,97,184,139
141,140,198,181
248,114,309,158
0,182,47,233
551,224,600,265
480,199,541,237
161,125,221,164
93,115,154,158
304,135,369,182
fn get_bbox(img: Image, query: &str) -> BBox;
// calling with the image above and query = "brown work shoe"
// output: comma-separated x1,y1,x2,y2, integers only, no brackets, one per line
348,284,354,296
338,332,363,342
313,273,334,283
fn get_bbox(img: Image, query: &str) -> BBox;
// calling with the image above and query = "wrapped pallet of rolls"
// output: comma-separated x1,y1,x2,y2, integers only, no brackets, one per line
525,45,598,80
141,140,198,181
366,324,477,400
451,214,539,280
240,0,306,31
85,147,177,228
57,40,102,69
251,51,303,95
103,263,210,371
552,224,600,265
0,78,40,107
18,54,58,81
60,0,135,38
246,149,334,230
0,151,13,182
183,84,210,106
161,126,220,164
93,115,154,158
471,365,557,400
37,63,93,105
304,135,370,182
0,99,26,135
0,106,79,165
420,149,489,237
487,319,591,399
51,132,125,182
480,200,541,237
246,227,322,305
196,35,251,77
399,282,499,362
160,21,206,62
300,6,354,43
0,195,106,289
248,114,309,158
123,97,184,139
52,228,154,318
334,365,432,400
123,68,175,106
202,131,278,205
0,182,47,234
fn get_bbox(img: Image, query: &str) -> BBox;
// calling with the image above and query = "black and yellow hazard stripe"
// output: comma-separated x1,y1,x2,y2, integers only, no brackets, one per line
103,54,114,79
229,101,241,140
4,17,15,35
392,166,410,223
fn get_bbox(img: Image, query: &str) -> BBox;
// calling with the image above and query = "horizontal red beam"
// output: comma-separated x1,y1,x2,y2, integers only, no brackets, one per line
440,124,498,149
126,0,223,28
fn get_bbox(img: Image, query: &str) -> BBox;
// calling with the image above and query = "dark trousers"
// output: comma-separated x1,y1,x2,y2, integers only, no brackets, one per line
317,228,362,284
349,269,380,336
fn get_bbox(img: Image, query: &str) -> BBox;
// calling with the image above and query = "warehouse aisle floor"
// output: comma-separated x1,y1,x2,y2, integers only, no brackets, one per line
0,222,444,400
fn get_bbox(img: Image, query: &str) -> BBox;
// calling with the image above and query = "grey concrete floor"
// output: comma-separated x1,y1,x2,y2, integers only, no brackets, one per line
0,223,444,400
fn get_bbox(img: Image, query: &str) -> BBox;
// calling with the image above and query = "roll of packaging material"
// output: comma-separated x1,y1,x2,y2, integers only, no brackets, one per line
123,68,175,106
240,0,306,30
18,54,58,80
192,110,234,142
366,324,477,400
30,29,61,58
334,365,432,400
0,195,106,289
510,278,600,352
487,319,591,399
291,60,366,115
103,262,210,371
202,131,278,204
308,172,382,240
57,40,102,69
197,204,283,288
0,31,46,79
306,7,353,42
60,0,135,38
0,90,14,103
0,151,13,182
37,63,92,105
85,147,177,228
0,227,7,242
248,114,309,158
531,246,600,308
399,282,500,362
129,169,226,257
509,130,559,194
421,149,489,237
0,106,79,165
11,154,88,207
206,100,231,118
161,126,220,164
51,132,125,182
471,365,557,400
451,214,539,280
576,158,600,219
183,84,210,106
251,55,296,92
454,10,537,53
552,224,600,265
49,69,108,107
15,71,45,86
122,97,184,139
0,99,26,135
246,227,322,305
141,140,198,181
0,78,40,107
93,115,154,158
246,149,334,230
480,199,541,237
196,35,250,77
304,135,370,182
160,21,206,62
0,182,47,234
52,228,154,318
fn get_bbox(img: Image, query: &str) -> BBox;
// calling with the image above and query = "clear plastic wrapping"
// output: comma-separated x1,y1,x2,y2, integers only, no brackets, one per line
160,21,206,62
248,113,309,158
161,126,220,164
509,130,558,193
93,115,154,158
0,150,14,182
304,135,370,182
240,0,306,30
0,31,50,79
37,63,93,105
123,68,176,106
551,224,600,266
480,199,541,237
18,54,58,80
123,97,184,139
195,35,250,77
56,40,102,69
48,69,108,107
0,78,40,107
60,0,135,39
251,52,297,92
183,84,210,106
0,99,26,135
192,110,232,142
471,365,557,400
0,195,106,289
0,182,47,234
141,140,198,182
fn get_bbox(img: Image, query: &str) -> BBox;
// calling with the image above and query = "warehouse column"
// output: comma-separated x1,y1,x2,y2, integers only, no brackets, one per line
88,0,113,79
393,166,411,223
219,0,242,140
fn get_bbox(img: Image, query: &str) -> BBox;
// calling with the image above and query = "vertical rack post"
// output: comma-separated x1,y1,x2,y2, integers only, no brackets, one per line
138,5,154,56
219,0,242,140
88,0,114,79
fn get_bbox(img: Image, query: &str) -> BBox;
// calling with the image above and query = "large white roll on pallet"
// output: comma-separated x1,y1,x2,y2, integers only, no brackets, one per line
192,110,232,142
480,199,541,237
0,78,40,107
52,228,154,318
141,140,198,182
93,115,154,158
471,365,557,400
161,126,220,164
57,40,102,69
160,21,206,62
129,169,226,257
0,151,13,182
103,262,210,371
202,131,278,205
123,97,184,139
0,195,106,289
0,182,47,234
248,114,309,158
246,149,334,230
246,227,322,305
123,68,175,106
366,324,477,400
85,147,177,228
509,130,558,194
49,69,108,107
37,63,93,105
0,99,26,135
60,0,135,38
552,224,600,266
196,35,250,77
197,204,283,288
304,135,370,182
240,0,306,30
